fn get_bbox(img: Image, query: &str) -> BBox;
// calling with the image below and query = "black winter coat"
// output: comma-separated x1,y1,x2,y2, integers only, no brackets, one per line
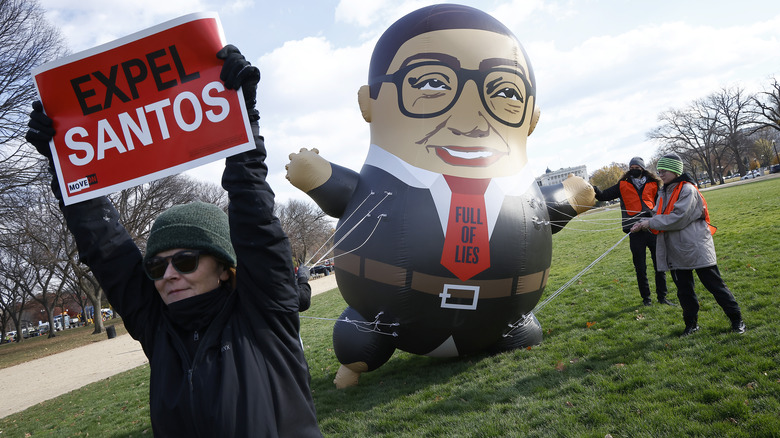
59,126,321,437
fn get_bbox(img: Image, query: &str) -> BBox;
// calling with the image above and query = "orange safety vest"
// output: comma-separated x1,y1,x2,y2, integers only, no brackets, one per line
619,180,657,216
652,181,716,235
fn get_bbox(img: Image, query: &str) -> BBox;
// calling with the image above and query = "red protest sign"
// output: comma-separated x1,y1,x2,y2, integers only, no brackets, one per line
32,12,254,205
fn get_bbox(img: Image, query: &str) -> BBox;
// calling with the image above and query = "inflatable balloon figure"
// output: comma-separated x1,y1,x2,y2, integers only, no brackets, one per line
287,4,595,388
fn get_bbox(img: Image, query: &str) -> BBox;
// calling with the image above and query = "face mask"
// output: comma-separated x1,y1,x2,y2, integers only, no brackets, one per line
629,169,642,178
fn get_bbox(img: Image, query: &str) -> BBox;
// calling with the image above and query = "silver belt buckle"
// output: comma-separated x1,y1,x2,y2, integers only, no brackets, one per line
439,284,480,310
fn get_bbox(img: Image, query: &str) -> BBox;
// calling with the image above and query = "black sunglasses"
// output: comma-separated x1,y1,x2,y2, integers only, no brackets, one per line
144,250,201,280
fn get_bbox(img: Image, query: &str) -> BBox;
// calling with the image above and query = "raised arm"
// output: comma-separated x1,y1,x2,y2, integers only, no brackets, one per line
217,45,300,312
286,148,360,218
26,102,161,349
541,174,596,234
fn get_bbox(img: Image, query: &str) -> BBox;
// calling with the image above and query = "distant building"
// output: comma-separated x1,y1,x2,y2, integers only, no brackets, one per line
536,165,588,187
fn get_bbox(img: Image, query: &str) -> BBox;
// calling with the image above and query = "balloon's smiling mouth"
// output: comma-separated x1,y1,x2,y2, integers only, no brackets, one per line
431,146,505,167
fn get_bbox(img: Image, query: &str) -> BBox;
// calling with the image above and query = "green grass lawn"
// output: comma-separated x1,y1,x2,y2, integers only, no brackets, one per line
1,178,778,437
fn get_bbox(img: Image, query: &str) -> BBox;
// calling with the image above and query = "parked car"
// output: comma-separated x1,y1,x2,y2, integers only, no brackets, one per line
741,170,760,180
771,164,780,174
310,265,331,276
38,321,51,334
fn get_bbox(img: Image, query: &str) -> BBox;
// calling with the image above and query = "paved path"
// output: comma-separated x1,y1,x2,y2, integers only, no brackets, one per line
0,274,339,419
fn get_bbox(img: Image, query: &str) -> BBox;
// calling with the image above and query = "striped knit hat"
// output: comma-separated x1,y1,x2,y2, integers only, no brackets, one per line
657,154,684,176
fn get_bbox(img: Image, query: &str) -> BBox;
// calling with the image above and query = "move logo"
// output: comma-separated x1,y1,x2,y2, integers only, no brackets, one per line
68,174,98,193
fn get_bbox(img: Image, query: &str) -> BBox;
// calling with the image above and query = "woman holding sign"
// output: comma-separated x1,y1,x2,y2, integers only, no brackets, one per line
26,46,322,437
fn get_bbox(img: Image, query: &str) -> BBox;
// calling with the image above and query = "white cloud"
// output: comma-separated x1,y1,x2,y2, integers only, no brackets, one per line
335,0,438,29
520,11,780,176
257,36,373,115
34,0,780,200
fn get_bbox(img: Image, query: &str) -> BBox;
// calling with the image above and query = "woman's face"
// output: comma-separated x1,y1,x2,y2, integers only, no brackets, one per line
658,169,677,185
152,248,229,305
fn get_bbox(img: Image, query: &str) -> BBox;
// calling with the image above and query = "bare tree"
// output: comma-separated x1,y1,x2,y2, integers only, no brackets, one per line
750,129,780,166
0,245,31,342
750,76,780,135
648,98,728,184
276,199,333,266
7,174,74,336
706,86,757,177
750,76,780,165
0,240,35,342
0,0,67,199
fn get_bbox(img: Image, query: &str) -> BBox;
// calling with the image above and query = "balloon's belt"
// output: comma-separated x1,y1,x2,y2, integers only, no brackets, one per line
335,252,549,299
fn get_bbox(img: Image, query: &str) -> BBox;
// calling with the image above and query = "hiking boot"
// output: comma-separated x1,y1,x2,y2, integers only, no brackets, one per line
681,324,699,337
658,298,677,306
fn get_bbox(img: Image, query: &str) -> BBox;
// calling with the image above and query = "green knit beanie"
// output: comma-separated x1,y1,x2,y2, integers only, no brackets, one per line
657,154,684,176
144,202,236,267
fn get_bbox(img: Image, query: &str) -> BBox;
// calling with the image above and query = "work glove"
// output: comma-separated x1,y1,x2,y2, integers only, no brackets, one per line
296,265,311,284
217,44,261,122
296,265,311,312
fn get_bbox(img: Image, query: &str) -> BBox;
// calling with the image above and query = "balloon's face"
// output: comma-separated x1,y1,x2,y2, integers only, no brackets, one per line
366,29,535,178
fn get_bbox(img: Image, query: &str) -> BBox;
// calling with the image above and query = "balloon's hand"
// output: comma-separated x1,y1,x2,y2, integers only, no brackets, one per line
286,148,331,192
562,174,596,215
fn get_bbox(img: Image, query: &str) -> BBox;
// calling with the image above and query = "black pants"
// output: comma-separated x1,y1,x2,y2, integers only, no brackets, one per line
629,231,667,300
670,265,741,321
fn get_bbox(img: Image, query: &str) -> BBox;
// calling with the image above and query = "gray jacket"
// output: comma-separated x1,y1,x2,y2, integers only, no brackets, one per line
646,175,717,271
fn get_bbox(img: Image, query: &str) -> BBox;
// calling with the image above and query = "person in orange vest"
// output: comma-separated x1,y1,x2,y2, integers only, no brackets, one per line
594,157,672,306
631,154,746,336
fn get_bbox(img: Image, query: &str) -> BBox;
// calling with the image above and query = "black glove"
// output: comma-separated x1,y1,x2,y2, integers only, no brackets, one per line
296,265,310,284
25,101,62,200
26,100,55,163
216,44,261,122
593,186,602,197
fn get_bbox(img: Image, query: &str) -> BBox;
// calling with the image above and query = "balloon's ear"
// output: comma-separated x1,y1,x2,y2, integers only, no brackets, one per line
528,106,540,136
358,85,371,123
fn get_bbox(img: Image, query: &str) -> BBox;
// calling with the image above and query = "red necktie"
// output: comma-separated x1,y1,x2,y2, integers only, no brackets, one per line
440,176,491,281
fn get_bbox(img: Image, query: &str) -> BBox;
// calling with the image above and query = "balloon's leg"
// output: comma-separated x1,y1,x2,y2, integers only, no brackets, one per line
332,306,396,389
491,312,544,352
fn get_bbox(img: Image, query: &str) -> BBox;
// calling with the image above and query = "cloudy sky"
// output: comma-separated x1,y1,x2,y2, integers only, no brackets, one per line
38,0,780,204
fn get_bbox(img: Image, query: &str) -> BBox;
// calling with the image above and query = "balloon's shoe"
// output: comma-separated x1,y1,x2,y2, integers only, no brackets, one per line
333,362,367,389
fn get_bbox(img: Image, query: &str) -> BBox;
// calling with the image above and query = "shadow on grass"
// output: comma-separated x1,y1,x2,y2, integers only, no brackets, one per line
310,302,677,411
